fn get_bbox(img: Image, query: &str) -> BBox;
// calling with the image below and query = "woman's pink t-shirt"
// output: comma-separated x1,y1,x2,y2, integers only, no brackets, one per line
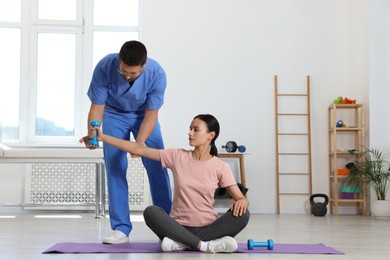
160,148,236,227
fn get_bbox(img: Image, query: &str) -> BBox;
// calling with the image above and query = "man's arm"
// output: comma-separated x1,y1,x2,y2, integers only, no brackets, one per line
136,108,158,145
80,103,105,149
88,103,105,127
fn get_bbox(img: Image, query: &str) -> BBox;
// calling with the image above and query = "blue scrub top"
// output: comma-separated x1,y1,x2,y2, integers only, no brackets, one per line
88,54,167,118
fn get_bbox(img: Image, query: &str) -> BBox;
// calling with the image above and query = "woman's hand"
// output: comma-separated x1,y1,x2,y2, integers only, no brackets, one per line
79,125,101,149
230,198,249,217
226,184,249,217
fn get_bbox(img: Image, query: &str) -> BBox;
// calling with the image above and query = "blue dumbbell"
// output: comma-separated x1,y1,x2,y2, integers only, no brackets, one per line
88,121,101,146
247,239,274,250
222,141,246,153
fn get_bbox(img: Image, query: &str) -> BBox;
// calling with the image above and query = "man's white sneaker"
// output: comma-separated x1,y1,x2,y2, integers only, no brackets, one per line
102,230,129,244
161,237,189,252
206,236,237,253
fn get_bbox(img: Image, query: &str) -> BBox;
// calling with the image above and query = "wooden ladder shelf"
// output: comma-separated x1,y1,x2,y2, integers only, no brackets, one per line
274,75,313,214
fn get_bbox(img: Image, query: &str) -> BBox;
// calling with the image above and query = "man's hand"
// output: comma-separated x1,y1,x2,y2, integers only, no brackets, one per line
79,127,100,149
129,141,146,158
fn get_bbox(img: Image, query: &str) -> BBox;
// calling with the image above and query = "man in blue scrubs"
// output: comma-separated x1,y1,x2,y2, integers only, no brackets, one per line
80,41,172,244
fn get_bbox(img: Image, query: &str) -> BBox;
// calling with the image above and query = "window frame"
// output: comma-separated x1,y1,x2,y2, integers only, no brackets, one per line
1,0,140,146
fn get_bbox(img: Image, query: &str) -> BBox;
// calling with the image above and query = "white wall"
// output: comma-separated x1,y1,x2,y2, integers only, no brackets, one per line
1,0,376,213
369,0,390,200
141,0,370,213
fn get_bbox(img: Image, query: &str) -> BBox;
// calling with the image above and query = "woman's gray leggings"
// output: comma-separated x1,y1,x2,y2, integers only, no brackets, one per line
143,205,250,249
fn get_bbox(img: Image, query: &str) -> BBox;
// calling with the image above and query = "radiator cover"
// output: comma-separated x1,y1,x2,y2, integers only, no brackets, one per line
24,158,150,210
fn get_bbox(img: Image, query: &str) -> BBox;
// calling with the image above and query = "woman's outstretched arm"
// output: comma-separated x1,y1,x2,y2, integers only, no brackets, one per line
80,127,161,161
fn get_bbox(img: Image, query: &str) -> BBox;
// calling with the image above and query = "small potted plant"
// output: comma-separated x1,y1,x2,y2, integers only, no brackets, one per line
343,147,390,217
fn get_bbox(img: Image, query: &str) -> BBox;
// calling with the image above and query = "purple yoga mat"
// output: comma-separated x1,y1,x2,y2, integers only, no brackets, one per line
42,242,345,254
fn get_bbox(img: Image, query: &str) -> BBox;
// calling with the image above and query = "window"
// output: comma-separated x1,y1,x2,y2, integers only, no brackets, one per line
0,0,139,145
0,0,22,141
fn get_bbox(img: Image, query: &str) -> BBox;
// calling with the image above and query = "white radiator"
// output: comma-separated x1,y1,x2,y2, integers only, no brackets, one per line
125,157,150,210
24,158,150,211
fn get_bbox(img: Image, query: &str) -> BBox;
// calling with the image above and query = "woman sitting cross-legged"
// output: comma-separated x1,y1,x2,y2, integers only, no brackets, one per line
94,114,250,253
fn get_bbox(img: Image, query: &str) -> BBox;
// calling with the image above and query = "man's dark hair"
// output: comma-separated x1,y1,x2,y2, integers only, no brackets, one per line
119,40,147,66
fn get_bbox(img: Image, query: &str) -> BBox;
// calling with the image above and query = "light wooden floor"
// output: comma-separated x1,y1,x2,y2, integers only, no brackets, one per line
0,209,389,260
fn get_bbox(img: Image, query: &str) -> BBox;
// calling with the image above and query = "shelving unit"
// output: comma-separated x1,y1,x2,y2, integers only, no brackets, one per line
218,153,246,187
328,104,366,215
215,153,247,200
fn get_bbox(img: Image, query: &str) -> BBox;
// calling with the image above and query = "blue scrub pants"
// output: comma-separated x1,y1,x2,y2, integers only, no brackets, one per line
102,114,172,236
